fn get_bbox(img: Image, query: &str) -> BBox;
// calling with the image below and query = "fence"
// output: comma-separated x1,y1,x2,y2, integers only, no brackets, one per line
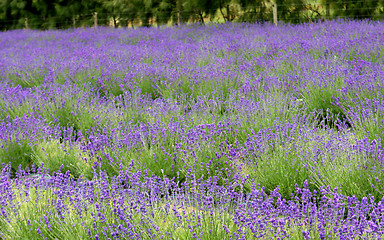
3,1,384,30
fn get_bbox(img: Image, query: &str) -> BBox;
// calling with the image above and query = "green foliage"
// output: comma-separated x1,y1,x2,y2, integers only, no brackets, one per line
181,0,221,24
301,79,347,128
155,0,177,25
331,0,381,20
32,140,94,179
96,0,139,28
138,76,161,100
235,92,305,143
0,99,34,121
243,127,384,201
7,70,46,88
2,0,383,30
238,0,270,22
1,184,380,239
0,139,34,175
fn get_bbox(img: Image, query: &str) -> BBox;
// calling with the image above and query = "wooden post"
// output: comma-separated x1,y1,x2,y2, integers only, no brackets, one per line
178,10,182,26
226,5,230,21
273,4,277,26
94,12,98,28
25,17,29,29
72,17,76,28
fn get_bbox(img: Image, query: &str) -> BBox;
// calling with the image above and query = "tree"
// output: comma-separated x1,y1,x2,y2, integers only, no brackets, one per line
133,0,162,27
96,0,138,28
0,0,12,30
181,0,220,25
238,0,270,22
7,0,42,29
218,0,239,22
154,0,176,26
54,0,99,28
332,0,381,19
274,0,306,23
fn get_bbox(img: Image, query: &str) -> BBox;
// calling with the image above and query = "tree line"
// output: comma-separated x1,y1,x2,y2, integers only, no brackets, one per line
1,0,384,30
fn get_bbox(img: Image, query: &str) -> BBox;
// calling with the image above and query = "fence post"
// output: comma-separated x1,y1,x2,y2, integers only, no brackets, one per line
94,12,98,28
325,1,330,19
178,10,182,26
273,3,278,26
25,17,29,29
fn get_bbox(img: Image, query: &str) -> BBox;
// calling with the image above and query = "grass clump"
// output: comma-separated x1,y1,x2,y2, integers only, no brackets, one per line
32,140,94,180
0,172,383,239
0,140,34,175
0,115,55,176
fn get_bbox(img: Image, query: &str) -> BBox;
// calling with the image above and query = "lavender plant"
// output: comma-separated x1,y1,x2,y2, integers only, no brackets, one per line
0,20,384,239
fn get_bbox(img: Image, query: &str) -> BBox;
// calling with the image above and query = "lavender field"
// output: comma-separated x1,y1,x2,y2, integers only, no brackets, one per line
1,20,384,239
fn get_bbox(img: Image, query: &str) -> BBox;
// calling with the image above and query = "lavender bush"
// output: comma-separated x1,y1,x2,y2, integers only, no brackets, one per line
1,20,384,239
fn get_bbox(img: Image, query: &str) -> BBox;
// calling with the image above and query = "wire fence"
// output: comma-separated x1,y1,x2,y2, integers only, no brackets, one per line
1,2,383,30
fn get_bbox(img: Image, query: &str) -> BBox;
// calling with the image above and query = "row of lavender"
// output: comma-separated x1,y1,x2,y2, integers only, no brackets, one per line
0,20,384,238
1,165,384,239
